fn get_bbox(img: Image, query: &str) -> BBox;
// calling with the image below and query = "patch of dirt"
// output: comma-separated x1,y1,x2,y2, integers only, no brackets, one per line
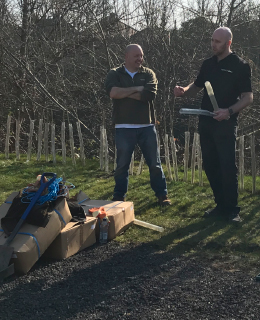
1,241,260,320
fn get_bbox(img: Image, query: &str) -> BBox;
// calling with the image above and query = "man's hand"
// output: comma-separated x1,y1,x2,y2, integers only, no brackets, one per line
213,92,253,121
213,108,230,121
174,85,185,97
174,83,202,98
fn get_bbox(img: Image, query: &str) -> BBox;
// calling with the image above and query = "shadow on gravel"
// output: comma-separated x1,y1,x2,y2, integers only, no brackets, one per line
1,214,260,320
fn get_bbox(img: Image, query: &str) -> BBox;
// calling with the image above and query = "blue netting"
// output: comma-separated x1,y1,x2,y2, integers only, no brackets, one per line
21,177,75,205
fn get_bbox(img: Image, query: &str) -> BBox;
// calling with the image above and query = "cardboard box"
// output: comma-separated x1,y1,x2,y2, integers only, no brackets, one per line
44,217,97,259
78,193,135,241
103,201,135,240
0,192,72,274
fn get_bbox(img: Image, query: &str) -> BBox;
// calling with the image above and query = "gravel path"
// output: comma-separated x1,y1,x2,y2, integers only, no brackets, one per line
1,241,260,320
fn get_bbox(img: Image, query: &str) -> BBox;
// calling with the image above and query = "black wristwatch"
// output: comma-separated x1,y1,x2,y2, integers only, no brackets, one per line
228,107,234,116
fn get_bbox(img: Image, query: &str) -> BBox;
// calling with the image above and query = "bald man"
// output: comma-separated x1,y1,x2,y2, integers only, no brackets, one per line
105,44,171,206
174,27,253,222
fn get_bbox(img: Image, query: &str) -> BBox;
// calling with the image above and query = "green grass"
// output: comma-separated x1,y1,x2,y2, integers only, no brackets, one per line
1,153,260,272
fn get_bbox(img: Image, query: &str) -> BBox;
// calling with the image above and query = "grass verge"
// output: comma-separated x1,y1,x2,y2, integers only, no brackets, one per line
1,154,260,273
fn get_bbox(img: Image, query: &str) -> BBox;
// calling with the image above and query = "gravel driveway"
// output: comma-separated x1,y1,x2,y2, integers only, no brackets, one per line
1,241,259,320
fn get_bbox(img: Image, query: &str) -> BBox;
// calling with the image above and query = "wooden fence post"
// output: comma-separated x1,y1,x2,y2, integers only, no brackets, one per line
196,133,203,186
129,152,134,175
69,123,76,166
104,128,109,172
183,131,190,182
27,119,34,161
250,133,256,194
76,121,85,165
137,154,144,175
51,123,56,165
100,125,104,170
5,115,11,159
164,134,173,181
61,122,66,164
239,135,244,191
15,119,21,160
191,133,197,184
37,119,43,161
114,145,117,171
170,136,179,181
44,123,49,162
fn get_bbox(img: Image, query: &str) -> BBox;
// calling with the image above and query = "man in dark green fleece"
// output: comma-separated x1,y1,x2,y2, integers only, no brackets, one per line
105,44,171,206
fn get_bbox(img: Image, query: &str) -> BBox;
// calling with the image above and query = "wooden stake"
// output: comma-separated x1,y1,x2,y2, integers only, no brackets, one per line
164,134,173,181
15,119,21,160
183,131,190,182
104,128,109,172
239,135,244,191
191,133,196,184
170,136,179,181
36,119,43,161
44,122,49,162
136,154,144,175
100,125,104,170
27,119,34,161
114,145,117,171
5,115,11,159
51,123,56,165
69,123,76,166
76,121,85,165
196,133,203,186
129,151,135,175
250,133,256,194
61,122,66,164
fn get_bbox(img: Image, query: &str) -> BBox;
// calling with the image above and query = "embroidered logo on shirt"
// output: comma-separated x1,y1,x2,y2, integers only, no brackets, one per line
140,79,145,81
221,69,233,73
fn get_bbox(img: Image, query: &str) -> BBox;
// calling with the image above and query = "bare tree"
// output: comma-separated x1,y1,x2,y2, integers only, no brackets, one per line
0,0,260,160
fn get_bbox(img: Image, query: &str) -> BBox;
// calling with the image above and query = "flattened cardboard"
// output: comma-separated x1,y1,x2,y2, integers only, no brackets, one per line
0,193,72,274
77,190,91,203
44,217,97,259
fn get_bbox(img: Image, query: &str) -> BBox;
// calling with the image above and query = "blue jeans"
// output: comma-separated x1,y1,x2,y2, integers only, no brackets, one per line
113,126,167,199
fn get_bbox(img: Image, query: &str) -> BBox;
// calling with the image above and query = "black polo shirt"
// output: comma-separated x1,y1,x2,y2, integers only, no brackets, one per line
194,52,252,116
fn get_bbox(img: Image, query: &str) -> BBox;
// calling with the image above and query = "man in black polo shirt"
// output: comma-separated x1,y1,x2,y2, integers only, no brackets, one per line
174,27,253,222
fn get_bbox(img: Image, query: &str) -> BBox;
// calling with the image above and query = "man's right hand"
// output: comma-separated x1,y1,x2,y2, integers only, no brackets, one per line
174,85,185,97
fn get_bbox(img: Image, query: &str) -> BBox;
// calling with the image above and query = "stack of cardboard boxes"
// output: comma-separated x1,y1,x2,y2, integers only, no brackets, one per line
0,191,135,274
44,191,135,259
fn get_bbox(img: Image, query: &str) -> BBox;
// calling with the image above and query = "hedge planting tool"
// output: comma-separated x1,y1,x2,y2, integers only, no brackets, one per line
180,81,220,118
179,108,215,117
205,81,219,111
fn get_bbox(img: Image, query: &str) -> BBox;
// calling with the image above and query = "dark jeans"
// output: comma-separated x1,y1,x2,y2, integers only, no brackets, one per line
198,117,240,214
114,126,167,199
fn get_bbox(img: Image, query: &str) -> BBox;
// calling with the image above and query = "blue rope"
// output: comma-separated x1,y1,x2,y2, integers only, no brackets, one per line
0,229,41,258
21,178,75,206
54,209,66,225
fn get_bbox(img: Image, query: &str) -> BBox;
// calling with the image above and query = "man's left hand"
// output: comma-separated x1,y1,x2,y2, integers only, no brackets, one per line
213,108,230,121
